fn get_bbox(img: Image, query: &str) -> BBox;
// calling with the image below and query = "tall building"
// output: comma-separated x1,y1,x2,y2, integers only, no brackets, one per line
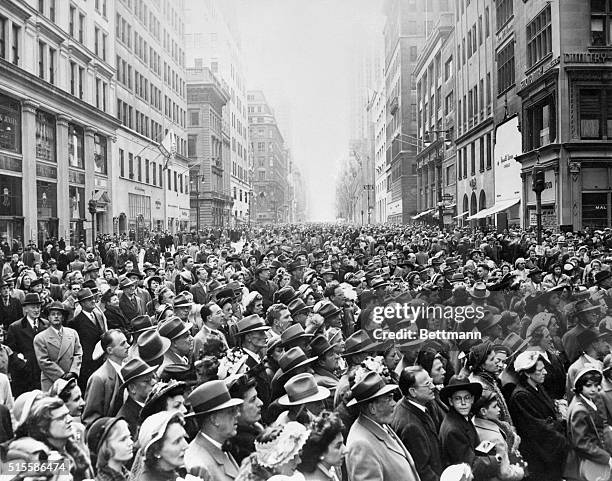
383,0,452,224
184,0,250,227
414,13,457,226
113,0,190,238
0,0,119,247
248,90,290,224
370,79,387,223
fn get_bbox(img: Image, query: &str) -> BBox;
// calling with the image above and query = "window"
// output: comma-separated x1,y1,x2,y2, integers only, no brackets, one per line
119,149,124,177
78,13,84,43
173,171,177,192
70,61,76,95
479,16,483,44
78,66,84,99
48,48,55,84
69,5,75,36
94,26,99,56
486,133,492,169
145,158,149,183
38,41,45,79
497,41,515,94
159,165,163,188
444,56,453,80
152,162,157,185
470,142,475,175
486,73,491,105
188,135,196,157
591,0,612,45
527,6,552,68
445,91,454,116
579,89,612,139
93,134,107,175
36,110,56,162
50,0,55,21
410,46,417,61
128,153,134,179
496,0,513,31
68,124,84,168
479,137,484,171
485,7,490,36
467,30,472,57
189,110,199,126
0,17,5,59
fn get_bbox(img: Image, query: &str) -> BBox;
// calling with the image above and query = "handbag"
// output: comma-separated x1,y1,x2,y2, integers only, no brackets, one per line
579,459,611,481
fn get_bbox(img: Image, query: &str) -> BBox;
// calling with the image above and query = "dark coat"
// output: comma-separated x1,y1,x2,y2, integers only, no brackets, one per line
104,305,130,337
0,297,23,329
439,408,500,481
6,316,48,396
391,398,443,481
69,312,104,393
82,360,124,426
225,422,263,466
0,403,13,443
189,283,208,305
118,292,144,322
248,279,277,311
116,396,142,440
508,382,570,481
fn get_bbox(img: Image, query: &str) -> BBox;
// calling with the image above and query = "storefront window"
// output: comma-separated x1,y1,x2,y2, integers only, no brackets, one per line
580,89,612,139
36,110,56,162
69,185,85,219
583,192,609,227
0,93,21,153
68,123,84,168
0,174,22,216
93,133,107,174
37,181,57,218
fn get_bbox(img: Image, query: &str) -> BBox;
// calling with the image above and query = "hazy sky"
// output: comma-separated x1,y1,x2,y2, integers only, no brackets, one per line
232,0,384,221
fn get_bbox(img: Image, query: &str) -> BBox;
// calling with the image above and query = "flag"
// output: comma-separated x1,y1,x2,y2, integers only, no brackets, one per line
159,130,177,169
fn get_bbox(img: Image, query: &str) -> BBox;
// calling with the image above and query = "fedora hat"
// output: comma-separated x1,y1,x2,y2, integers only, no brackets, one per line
577,329,604,351
343,330,378,357
497,332,528,356
309,335,338,357
45,301,68,315
313,300,342,319
254,264,270,275
120,358,157,388
278,347,317,378
155,303,174,323
22,293,43,306
287,298,312,317
346,371,398,407
76,288,96,303
137,330,171,363
527,267,543,278
235,315,270,337
130,315,155,334
468,282,490,299
146,276,163,288
370,277,389,289
287,260,306,272
186,380,243,418
83,262,100,274
477,311,502,333
158,316,192,341
279,324,313,348
126,270,144,280
278,373,330,406
119,277,135,289
439,377,483,404
274,286,301,306
575,300,602,316
173,294,193,309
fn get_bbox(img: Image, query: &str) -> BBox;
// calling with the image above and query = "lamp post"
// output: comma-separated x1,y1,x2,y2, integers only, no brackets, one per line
88,196,97,253
532,159,546,245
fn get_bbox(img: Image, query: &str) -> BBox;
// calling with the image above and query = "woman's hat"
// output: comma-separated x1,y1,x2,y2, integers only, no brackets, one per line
140,380,187,420
346,371,398,407
513,351,547,372
278,373,330,406
13,390,43,429
86,416,124,456
439,377,483,404
137,330,171,363
186,380,243,418
573,363,602,389
138,411,184,459
254,422,310,469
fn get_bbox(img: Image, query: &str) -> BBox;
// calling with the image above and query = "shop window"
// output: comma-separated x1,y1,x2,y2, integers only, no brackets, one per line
0,94,21,153
580,89,612,139
583,192,608,228
68,124,84,168
69,185,85,219
93,133,107,175
0,174,22,216
526,94,556,149
36,110,55,162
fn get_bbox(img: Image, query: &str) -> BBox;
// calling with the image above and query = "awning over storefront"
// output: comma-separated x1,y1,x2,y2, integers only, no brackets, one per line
411,209,434,220
467,198,520,220
454,211,469,219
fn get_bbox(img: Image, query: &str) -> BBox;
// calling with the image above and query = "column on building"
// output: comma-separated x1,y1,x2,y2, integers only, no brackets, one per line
21,100,38,245
57,115,70,242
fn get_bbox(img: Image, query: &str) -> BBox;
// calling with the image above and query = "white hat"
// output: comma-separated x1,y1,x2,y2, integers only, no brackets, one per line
514,351,547,372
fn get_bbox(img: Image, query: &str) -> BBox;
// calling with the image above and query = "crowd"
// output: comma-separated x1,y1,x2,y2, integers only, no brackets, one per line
2,223,612,480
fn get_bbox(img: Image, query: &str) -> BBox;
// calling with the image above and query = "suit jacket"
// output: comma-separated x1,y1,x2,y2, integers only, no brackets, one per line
82,360,124,426
562,323,588,364
33,325,83,391
345,414,420,481
185,432,239,481
391,398,442,481
0,297,22,328
118,292,145,322
248,279,277,311
189,283,208,305
116,396,142,439
69,312,104,393
439,409,500,481
46,283,63,301
6,316,48,396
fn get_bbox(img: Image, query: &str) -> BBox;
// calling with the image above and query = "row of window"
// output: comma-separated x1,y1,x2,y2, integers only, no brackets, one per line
232,187,249,203
119,149,187,194
457,134,492,179
458,8,490,68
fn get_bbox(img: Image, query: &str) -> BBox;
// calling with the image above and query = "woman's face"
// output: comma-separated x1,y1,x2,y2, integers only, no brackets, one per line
539,327,553,351
430,358,446,385
482,350,500,375
109,294,120,307
548,317,559,337
322,432,347,467
501,265,510,275
548,292,560,306
253,300,263,315
384,347,401,371
158,423,189,470
411,276,422,288
104,271,114,281
222,303,233,318
150,280,160,292
22,276,31,288
528,360,547,385
164,394,187,415
305,294,316,306
593,262,602,272
581,379,602,400
109,420,134,464
553,266,562,275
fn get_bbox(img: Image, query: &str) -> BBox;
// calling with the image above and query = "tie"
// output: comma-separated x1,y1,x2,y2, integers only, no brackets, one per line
33,320,38,331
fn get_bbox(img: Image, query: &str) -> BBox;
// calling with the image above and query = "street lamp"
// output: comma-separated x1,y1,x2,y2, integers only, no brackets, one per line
532,155,546,245
88,196,97,253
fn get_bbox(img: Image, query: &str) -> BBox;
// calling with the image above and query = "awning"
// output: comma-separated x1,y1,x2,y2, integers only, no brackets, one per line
467,198,520,220
454,211,469,219
411,208,434,220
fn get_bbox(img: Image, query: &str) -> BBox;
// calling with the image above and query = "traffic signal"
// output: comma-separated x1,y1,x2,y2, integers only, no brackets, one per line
88,199,97,215
532,167,546,193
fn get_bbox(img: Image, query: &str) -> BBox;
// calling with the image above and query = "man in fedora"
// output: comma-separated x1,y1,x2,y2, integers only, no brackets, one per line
287,298,312,328
274,372,330,425
116,357,157,438
439,377,502,479
269,346,317,402
0,276,22,328
287,259,306,290
82,328,130,426
137,329,171,368
118,277,145,322
185,380,244,481
69,288,106,392
310,335,340,407
33,301,83,391
468,281,500,315
249,264,277,312
126,315,155,359
563,300,603,363
391,366,442,481
345,371,420,481
158,316,194,373
334,330,378,407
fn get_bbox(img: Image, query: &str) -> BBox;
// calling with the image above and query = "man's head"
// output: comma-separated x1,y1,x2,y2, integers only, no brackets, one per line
449,389,475,417
399,366,435,405
266,304,292,334
101,329,129,362
326,283,346,309
172,331,194,358
47,304,67,329
242,330,268,354
182,256,194,271
230,376,263,426
201,302,224,330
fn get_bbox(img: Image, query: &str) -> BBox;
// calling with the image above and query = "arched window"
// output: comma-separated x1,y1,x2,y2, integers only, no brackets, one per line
479,190,487,211
470,192,477,215
463,194,469,215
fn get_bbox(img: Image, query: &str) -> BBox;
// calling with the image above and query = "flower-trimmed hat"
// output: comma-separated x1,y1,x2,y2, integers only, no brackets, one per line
254,421,310,469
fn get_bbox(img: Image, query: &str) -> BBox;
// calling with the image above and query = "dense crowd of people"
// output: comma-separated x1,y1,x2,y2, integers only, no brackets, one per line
1,223,612,480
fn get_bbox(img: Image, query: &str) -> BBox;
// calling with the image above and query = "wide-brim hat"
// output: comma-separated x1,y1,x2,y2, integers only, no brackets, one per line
158,316,193,341
274,286,301,305
439,377,483,404
119,277,135,289
278,373,331,406
137,329,171,363
146,276,163,288
186,380,244,418
346,371,398,407
343,330,378,357
574,364,603,389
309,334,338,357
313,300,342,319
140,380,188,420
120,358,157,388
513,350,548,372
173,294,193,309
22,293,43,305
478,312,502,332
287,298,312,317
279,324,313,348
46,301,68,315
83,262,100,274
468,282,490,299
130,315,155,334
278,347,318,379
235,315,270,337
370,277,389,289
126,270,144,280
